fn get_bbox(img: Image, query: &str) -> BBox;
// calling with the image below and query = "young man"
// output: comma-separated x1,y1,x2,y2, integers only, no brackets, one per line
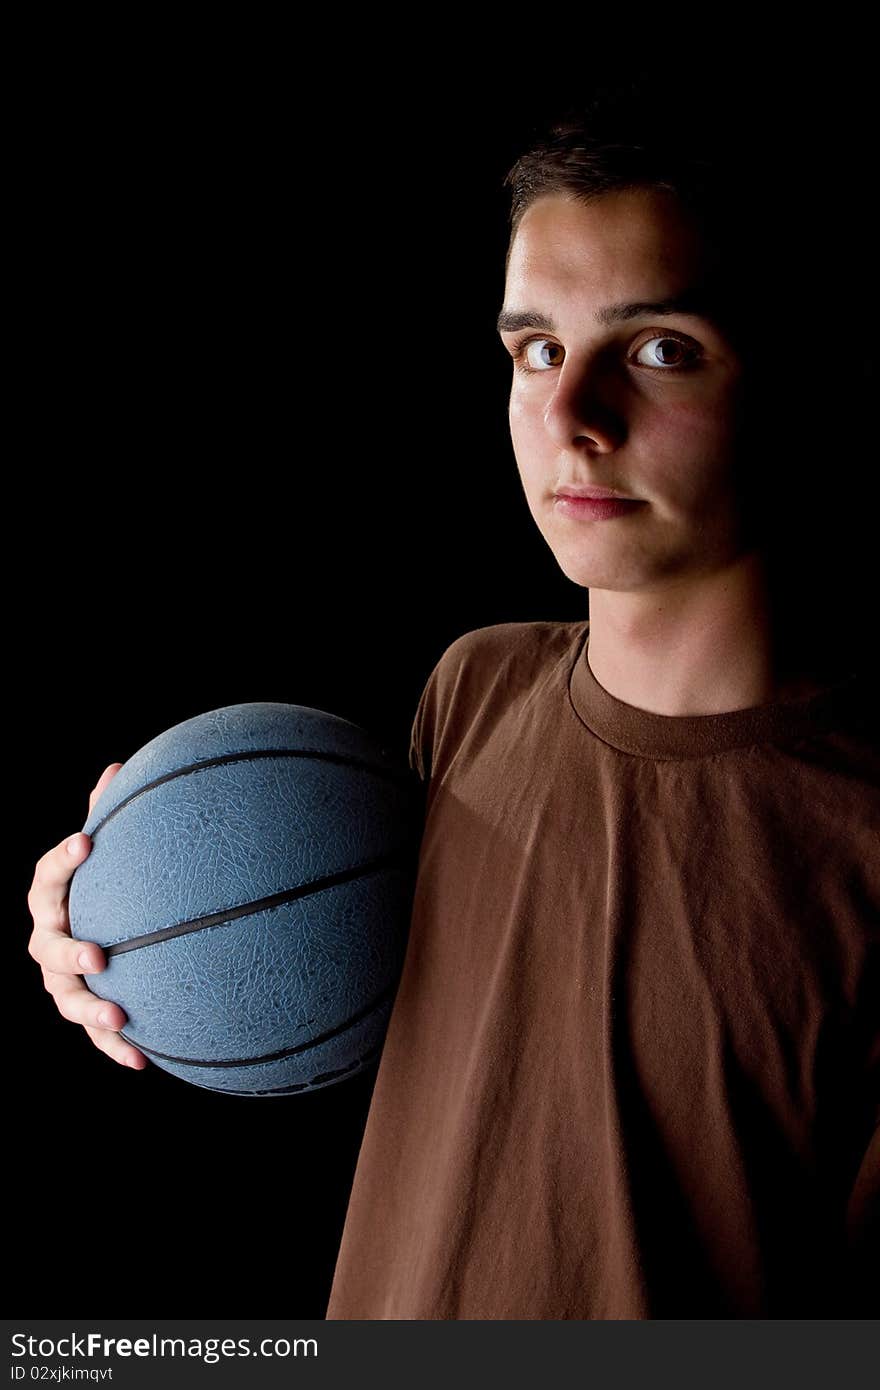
27,94,878,1317
321,104,878,1317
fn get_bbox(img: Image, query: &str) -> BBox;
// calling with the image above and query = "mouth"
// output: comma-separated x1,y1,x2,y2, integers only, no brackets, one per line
552,490,645,521
554,485,639,501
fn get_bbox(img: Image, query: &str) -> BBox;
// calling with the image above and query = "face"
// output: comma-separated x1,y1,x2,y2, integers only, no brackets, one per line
499,189,754,594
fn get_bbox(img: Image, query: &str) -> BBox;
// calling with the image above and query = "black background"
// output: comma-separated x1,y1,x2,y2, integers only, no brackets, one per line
11,35,875,1317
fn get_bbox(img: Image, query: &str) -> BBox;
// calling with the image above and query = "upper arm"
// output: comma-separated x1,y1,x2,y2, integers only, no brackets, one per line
406,623,528,786
408,653,444,783
406,628,489,784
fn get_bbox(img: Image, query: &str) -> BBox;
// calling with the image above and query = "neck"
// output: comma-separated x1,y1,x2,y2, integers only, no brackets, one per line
585,551,834,717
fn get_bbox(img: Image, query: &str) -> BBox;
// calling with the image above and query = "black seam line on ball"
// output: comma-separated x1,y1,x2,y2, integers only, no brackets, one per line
116,981,396,1067
217,1041,385,1093
103,845,415,956
89,747,414,836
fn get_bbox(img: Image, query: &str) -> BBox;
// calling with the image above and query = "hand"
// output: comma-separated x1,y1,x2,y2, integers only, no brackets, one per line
27,763,148,1070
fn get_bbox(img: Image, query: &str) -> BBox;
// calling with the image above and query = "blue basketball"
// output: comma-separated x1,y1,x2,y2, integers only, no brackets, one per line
67,702,422,1096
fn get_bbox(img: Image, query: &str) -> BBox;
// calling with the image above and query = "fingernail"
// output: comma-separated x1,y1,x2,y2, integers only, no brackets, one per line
67,836,81,856
98,1009,114,1026
78,951,94,970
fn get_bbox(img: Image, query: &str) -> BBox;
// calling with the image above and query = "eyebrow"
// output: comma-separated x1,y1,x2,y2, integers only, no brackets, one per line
496,288,719,336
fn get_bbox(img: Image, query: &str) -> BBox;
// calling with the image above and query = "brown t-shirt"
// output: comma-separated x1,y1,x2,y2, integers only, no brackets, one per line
325,619,879,1318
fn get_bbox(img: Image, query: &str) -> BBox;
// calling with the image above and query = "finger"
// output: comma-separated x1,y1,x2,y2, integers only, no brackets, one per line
28,849,108,978
33,933,107,977
48,976,148,1069
28,764,124,971
88,762,124,815
28,879,108,980
82,1025,149,1070
28,762,122,920
29,831,93,924
48,973,126,1029
29,785,122,973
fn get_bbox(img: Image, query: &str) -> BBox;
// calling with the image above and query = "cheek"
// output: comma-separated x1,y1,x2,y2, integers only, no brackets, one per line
642,394,730,447
508,390,533,440
639,396,741,499
509,399,547,480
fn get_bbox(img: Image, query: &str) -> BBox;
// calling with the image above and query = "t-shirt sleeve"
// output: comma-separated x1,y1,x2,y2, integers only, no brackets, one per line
407,628,489,784
408,651,445,784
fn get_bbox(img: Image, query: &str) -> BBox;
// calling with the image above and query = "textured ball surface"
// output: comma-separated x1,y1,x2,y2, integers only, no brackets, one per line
67,702,422,1095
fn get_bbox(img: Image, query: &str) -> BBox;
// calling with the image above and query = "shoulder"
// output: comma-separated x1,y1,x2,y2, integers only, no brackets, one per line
408,619,587,781
430,619,588,692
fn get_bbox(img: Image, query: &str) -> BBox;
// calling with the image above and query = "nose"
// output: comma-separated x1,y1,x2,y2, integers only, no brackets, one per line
540,355,625,455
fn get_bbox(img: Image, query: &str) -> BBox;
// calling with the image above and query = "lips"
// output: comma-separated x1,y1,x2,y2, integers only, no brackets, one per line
554,485,638,501
553,491,645,521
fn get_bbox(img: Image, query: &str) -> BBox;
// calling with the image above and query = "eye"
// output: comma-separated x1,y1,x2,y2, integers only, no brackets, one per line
632,333,701,370
510,338,564,373
507,331,702,375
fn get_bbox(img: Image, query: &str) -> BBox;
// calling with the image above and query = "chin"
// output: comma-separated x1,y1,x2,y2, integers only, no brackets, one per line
552,555,632,591
543,536,643,592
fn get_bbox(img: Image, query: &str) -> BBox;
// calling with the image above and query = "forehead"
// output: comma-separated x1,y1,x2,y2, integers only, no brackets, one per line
505,188,714,301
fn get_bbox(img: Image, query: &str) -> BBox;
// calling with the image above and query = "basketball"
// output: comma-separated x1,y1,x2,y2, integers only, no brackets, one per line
67,702,422,1096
